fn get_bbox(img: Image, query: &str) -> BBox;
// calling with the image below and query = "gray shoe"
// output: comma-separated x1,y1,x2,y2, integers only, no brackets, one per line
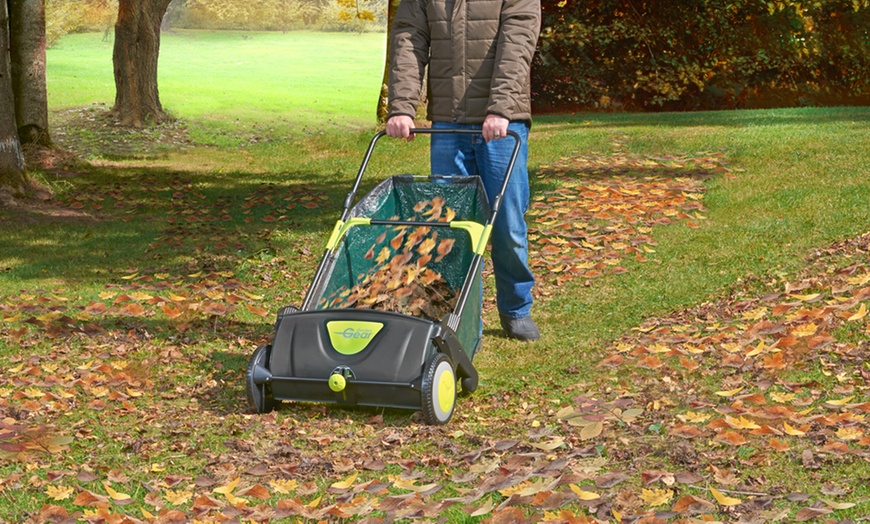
499,314,540,341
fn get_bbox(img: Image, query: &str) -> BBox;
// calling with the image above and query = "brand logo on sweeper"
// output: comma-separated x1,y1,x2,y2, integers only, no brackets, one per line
327,321,383,355
337,328,373,339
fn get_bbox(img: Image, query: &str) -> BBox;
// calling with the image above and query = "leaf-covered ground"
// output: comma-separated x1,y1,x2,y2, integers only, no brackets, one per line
1,133,869,523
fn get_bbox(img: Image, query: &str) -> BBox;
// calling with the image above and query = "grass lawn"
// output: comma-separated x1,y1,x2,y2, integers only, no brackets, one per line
1,30,869,522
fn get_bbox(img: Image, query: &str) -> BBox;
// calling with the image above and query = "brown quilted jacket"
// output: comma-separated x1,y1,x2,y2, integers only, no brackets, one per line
388,0,541,124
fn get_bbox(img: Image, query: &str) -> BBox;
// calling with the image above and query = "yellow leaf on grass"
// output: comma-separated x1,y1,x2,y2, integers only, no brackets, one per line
331,472,358,490
742,307,768,321
640,488,673,507
848,303,868,321
783,422,807,436
23,387,45,399
679,411,711,423
744,340,767,357
270,478,298,494
46,485,74,501
710,486,742,506
102,482,132,501
569,484,601,500
725,416,761,430
164,490,193,505
826,395,855,406
770,391,796,403
213,477,240,495
847,273,870,286
790,293,820,301
836,427,864,441
791,323,818,337
225,491,248,506
715,386,744,397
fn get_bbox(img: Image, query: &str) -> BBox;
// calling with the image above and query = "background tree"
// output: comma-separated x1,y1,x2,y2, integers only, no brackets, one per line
112,0,172,127
532,0,870,111
9,0,51,147
375,0,397,123
1,0,29,195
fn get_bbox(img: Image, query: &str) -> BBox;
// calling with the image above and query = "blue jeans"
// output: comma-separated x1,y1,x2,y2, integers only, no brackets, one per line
430,121,535,319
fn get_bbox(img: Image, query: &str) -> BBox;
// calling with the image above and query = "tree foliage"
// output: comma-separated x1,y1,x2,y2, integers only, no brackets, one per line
173,0,385,32
532,0,870,111
45,0,116,47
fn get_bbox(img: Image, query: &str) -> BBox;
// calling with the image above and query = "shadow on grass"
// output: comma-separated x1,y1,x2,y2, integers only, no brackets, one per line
0,163,353,286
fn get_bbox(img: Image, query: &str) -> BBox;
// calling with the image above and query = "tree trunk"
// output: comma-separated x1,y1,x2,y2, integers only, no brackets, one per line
1,0,28,195
112,0,172,127
9,0,50,146
376,0,398,123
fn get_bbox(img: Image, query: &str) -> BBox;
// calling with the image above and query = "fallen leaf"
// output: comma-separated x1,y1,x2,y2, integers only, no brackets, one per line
710,486,742,506
46,485,74,501
640,488,673,507
569,484,600,500
102,482,132,503
331,472,358,490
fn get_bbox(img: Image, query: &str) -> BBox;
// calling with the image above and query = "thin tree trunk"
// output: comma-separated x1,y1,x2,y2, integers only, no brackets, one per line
112,0,172,127
376,0,398,123
9,0,50,146
1,0,29,195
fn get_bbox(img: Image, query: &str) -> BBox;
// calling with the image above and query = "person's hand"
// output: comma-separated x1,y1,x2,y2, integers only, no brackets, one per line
482,114,509,142
385,115,416,142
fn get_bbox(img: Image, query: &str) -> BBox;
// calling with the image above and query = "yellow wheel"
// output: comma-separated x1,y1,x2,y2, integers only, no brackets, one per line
421,353,456,425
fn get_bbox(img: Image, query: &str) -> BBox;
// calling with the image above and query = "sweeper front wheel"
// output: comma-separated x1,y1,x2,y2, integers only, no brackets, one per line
246,344,276,414
420,353,457,425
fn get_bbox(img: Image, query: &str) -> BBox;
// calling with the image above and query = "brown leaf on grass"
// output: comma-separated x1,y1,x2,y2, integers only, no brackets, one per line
73,489,106,506
245,303,269,317
672,494,715,514
162,304,183,319
595,472,629,489
83,302,108,315
794,507,833,521
201,302,228,316
670,424,706,439
641,470,675,486
119,303,146,317
769,438,790,452
238,483,270,499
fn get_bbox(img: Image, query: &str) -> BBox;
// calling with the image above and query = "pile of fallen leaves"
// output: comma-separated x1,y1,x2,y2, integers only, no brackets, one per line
322,197,460,320
528,139,729,291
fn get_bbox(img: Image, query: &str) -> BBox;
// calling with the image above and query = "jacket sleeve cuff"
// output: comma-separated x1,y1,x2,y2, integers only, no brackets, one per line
387,111,417,120
486,110,512,121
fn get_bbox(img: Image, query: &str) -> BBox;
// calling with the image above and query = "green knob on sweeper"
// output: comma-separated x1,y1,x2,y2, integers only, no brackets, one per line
328,374,346,393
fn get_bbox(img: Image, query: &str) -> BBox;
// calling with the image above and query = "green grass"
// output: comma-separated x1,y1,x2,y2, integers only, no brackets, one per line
1,30,869,522
48,30,387,146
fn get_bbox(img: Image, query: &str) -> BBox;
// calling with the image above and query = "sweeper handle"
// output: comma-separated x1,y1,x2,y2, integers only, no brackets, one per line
340,128,522,225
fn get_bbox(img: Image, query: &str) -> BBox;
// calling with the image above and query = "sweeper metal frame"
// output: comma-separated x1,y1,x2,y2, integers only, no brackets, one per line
245,129,520,424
